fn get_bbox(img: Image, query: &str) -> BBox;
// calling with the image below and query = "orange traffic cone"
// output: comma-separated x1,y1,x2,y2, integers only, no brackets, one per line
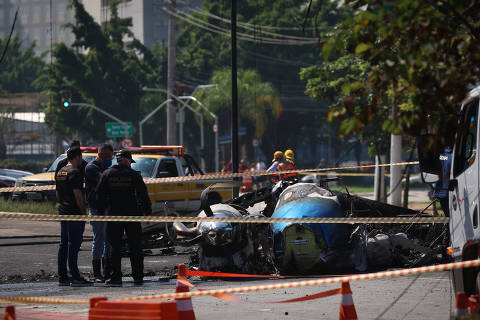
455,292,469,319
339,282,358,320
176,264,196,320
2,306,15,320
470,294,480,316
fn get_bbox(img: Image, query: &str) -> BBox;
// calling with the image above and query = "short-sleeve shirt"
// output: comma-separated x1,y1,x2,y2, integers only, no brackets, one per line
56,165,84,214
85,160,105,209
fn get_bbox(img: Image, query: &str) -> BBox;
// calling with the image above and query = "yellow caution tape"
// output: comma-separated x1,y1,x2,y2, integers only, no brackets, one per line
0,161,419,193
0,212,449,224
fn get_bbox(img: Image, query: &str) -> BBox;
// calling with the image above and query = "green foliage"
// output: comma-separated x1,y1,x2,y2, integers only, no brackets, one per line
0,198,57,214
320,0,480,148
0,36,45,93
195,68,281,137
300,54,390,156
37,0,160,140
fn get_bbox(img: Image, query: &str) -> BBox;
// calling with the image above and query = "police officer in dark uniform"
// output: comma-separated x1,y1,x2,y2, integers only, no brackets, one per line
96,150,151,286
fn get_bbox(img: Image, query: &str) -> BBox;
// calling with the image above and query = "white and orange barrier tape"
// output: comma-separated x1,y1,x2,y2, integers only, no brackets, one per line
0,259,476,305
0,212,449,224
0,161,419,193
117,259,480,302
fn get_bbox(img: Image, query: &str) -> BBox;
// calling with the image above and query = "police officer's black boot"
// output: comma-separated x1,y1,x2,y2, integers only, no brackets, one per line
92,259,105,283
102,257,111,280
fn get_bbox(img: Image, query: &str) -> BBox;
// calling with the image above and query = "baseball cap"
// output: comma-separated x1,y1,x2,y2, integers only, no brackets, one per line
116,149,136,163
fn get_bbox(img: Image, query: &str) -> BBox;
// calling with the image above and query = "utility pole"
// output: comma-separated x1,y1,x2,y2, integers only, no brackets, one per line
389,81,402,206
167,0,177,145
231,0,239,197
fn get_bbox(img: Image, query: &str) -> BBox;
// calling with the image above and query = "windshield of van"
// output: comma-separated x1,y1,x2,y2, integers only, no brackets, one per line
111,157,158,178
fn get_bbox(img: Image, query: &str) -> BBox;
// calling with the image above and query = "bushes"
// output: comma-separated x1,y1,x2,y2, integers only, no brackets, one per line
0,158,54,174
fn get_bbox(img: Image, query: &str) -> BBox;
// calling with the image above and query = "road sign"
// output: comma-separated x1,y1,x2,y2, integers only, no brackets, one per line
213,124,218,133
120,138,134,149
106,122,132,138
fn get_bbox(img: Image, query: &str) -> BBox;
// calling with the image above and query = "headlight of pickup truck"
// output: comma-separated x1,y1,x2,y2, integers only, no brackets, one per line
15,179,26,187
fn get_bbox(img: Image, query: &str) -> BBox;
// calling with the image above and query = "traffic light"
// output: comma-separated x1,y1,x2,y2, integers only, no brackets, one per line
61,90,72,108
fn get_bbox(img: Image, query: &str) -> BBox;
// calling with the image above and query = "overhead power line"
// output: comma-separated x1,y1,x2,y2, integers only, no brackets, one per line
185,7,318,40
173,0,315,31
163,7,318,46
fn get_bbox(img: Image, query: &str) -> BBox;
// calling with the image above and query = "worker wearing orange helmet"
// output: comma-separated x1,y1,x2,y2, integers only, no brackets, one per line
279,149,297,180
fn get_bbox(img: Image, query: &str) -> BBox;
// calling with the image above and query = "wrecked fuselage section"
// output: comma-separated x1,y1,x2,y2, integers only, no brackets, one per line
168,180,446,275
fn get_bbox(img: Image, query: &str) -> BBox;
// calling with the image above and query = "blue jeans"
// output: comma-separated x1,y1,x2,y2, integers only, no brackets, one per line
58,212,85,280
90,208,110,260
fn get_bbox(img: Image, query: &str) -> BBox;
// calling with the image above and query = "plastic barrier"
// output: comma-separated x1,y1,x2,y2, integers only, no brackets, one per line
0,161,419,193
0,211,449,224
88,297,179,320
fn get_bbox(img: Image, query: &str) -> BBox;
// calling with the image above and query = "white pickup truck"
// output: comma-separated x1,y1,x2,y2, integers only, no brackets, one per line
419,86,480,296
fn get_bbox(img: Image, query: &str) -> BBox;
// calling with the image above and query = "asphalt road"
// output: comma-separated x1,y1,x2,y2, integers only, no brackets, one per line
0,272,454,319
0,220,190,282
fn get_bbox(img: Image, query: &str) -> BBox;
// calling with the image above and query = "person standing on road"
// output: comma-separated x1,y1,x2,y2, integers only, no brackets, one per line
96,150,152,286
85,144,114,283
279,149,298,180
56,147,92,287
55,140,87,179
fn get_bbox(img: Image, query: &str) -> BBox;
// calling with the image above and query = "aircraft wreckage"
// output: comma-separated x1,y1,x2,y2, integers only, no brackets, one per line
141,178,447,275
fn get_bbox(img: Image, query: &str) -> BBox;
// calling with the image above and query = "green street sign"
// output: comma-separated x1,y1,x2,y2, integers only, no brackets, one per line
105,122,133,138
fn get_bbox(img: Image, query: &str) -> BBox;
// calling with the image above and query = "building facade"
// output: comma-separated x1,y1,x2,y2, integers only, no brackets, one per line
1,0,75,60
1,0,198,59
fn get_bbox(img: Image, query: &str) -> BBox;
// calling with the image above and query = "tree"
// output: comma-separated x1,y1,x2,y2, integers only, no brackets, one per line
174,0,351,166
196,68,282,138
0,36,45,158
300,54,391,158
0,36,45,93
316,0,480,150
37,0,158,141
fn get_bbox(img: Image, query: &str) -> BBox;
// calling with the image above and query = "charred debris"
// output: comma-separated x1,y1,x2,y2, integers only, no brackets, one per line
140,179,447,275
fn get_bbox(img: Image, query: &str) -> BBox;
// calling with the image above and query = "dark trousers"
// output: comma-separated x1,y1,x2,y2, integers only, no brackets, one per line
58,213,85,280
439,197,450,217
107,221,143,281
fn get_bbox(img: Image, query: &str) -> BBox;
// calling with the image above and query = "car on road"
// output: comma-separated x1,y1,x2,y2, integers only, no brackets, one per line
12,145,232,212
0,169,33,179
12,147,98,201
124,146,232,213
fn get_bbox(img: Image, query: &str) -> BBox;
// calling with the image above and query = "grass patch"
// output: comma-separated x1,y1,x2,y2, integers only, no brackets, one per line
0,198,57,214
329,185,379,194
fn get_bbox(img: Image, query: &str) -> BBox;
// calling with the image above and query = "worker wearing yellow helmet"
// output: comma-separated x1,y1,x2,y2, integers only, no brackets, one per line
279,149,297,180
267,151,283,173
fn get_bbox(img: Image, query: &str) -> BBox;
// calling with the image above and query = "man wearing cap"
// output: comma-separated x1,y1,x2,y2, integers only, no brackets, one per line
279,149,297,180
96,150,152,286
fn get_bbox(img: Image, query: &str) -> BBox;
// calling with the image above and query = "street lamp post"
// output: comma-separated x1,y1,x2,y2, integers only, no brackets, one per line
142,87,220,172
139,99,172,147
